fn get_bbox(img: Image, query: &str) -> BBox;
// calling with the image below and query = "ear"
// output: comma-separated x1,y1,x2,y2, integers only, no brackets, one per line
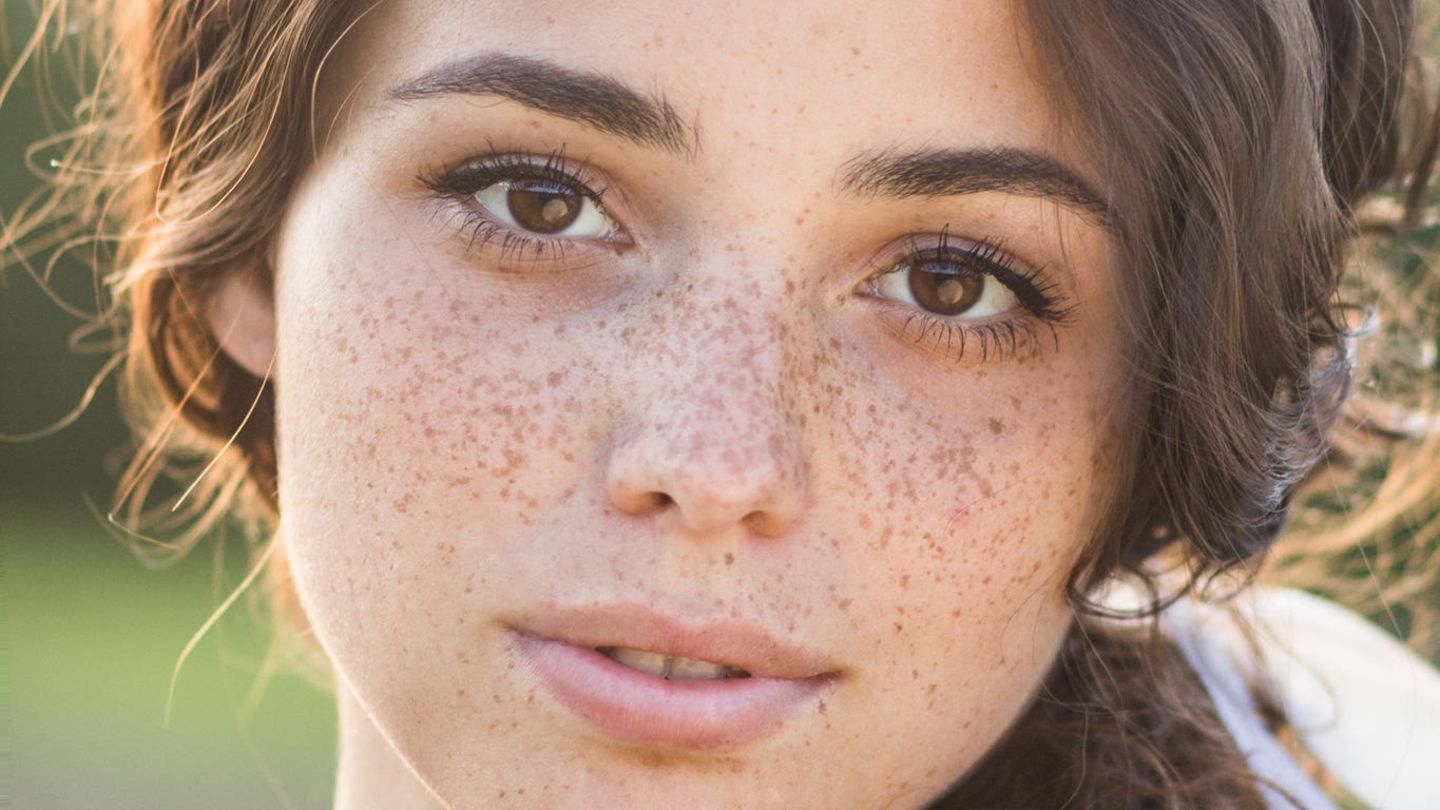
206,265,277,379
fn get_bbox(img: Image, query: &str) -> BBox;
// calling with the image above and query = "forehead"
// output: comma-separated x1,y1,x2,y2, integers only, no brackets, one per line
334,0,1080,175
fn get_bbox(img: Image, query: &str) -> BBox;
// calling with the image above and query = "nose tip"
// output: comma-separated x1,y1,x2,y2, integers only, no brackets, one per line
605,429,805,538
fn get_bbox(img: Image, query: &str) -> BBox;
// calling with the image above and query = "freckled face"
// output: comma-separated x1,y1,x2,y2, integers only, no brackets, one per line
271,0,1126,807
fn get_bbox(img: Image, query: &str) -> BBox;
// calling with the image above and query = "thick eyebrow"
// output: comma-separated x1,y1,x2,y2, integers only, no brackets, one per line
839,147,1111,227
388,52,695,157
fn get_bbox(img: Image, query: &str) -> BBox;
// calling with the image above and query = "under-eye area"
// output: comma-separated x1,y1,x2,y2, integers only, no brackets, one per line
415,138,1082,365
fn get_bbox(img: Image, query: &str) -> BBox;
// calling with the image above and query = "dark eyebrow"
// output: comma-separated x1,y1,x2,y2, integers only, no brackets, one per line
839,147,1111,227
388,52,695,157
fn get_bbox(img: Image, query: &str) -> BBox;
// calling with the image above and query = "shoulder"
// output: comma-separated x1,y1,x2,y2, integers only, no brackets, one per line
1164,585,1440,810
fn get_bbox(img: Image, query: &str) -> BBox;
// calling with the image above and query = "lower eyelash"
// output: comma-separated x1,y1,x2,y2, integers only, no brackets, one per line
445,206,577,264
880,301,1062,363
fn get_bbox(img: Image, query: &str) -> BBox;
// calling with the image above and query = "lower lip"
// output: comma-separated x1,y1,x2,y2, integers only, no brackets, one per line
511,631,835,750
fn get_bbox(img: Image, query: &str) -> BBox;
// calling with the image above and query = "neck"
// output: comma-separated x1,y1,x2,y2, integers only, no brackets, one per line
333,678,448,810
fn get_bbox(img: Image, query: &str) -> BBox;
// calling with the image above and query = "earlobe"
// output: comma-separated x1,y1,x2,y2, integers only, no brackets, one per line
206,266,277,379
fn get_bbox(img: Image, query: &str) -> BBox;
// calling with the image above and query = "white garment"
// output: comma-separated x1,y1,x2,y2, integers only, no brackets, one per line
1154,586,1440,810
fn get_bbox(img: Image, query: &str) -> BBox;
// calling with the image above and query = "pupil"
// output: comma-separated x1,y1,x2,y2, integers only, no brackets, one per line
908,262,983,316
507,181,581,234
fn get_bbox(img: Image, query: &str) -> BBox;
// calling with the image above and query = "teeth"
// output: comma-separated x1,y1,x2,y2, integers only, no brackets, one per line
605,647,672,677
668,654,748,681
599,647,750,680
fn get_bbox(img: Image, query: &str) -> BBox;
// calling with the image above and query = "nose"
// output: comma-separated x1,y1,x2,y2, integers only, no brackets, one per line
604,327,808,539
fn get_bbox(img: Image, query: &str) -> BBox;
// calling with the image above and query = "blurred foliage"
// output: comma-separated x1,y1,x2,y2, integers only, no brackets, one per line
0,0,125,504
4,509,336,809
1,4,335,808
1266,73,1440,658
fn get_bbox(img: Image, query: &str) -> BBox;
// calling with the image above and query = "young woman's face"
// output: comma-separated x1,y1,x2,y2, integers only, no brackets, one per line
244,0,1126,805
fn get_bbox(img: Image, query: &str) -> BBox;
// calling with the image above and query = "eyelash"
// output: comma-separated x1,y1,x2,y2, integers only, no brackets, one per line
865,229,1075,363
418,147,1075,362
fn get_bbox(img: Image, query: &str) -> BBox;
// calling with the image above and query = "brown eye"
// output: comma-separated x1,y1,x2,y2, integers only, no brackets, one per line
874,253,1019,320
506,181,582,234
474,178,614,238
908,261,984,316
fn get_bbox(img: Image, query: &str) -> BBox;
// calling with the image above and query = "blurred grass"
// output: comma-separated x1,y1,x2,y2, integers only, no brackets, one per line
3,505,336,810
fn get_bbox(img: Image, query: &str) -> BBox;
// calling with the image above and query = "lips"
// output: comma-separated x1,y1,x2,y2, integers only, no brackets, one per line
508,602,840,749
510,601,839,680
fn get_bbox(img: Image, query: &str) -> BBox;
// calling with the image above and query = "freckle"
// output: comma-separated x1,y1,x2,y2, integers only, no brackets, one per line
724,552,734,566
987,418,1004,435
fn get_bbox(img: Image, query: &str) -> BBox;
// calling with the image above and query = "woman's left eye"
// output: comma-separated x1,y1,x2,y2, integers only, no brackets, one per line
873,254,1020,321
472,178,615,239
862,235,1075,362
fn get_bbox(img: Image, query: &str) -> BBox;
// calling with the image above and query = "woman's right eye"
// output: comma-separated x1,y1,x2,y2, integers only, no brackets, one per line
472,178,617,239
419,147,629,264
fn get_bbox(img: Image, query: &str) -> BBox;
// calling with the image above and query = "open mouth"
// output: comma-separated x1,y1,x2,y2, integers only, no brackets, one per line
595,645,752,680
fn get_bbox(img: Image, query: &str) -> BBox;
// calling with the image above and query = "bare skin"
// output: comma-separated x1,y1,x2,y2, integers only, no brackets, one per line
210,0,1128,807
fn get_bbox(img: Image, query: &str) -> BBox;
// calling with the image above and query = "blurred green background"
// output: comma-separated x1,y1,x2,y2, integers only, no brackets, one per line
1,5,336,809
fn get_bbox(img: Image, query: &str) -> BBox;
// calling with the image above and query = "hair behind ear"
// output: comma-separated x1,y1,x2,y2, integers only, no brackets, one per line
1310,0,1412,207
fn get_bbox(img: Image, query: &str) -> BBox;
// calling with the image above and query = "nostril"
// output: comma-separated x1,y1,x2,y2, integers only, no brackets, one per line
608,483,676,517
743,509,792,538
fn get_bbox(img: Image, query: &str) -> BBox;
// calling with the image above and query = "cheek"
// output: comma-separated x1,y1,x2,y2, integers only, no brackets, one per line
268,219,611,675
804,354,1114,779
277,281,592,541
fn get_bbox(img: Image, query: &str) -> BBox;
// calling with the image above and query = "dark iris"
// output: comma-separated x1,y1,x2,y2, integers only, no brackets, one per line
907,260,984,316
506,180,582,234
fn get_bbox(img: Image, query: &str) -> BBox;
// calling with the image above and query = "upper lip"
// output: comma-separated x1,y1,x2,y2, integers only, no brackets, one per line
511,602,839,680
